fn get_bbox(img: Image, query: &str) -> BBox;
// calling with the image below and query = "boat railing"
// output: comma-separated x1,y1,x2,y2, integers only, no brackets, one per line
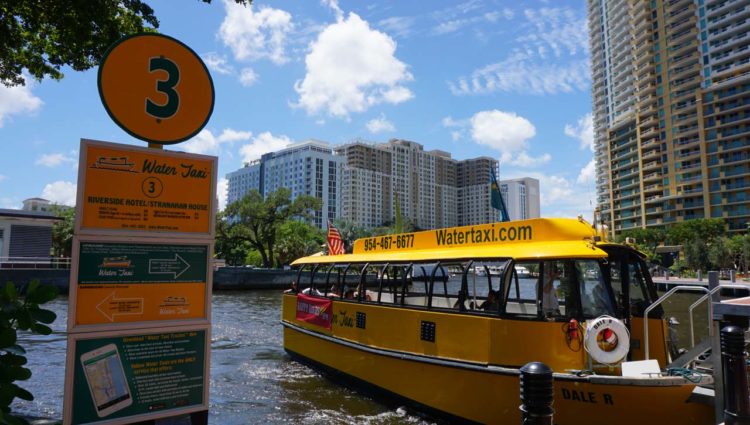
688,284,749,348
644,285,711,360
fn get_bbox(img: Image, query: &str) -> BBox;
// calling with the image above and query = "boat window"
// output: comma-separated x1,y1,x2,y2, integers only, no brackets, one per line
504,261,539,318
402,263,439,308
356,264,379,302
608,253,654,317
628,256,651,316
326,264,363,299
576,260,616,318
540,260,578,319
428,263,466,311
376,264,411,305
462,261,506,313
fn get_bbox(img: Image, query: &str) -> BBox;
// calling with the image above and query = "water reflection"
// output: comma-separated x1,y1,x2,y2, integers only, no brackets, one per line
14,291,433,425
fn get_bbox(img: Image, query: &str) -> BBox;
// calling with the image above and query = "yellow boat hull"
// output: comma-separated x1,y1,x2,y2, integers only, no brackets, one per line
283,322,713,425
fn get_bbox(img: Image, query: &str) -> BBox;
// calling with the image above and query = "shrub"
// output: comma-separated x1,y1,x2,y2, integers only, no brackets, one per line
0,280,58,425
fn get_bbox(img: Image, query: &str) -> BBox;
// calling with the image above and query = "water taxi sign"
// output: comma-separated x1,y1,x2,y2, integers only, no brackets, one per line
69,239,210,329
352,218,598,254
98,33,214,145
76,139,217,236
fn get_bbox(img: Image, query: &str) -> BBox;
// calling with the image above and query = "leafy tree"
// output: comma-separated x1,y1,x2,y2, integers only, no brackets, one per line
219,189,320,268
275,221,324,266
214,226,251,267
684,238,710,273
708,236,734,270
245,250,263,267
0,280,58,424
331,219,373,254
616,227,665,263
666,218,726,245
728,234,750,274
1,0,250,87
49,205,74,258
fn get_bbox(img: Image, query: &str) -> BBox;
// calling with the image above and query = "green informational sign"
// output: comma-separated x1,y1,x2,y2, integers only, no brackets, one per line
78,242,207,284
71,329,206,424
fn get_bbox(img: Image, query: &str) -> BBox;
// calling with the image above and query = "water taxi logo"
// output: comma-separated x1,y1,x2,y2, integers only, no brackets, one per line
91,156,139,173
100,256,132,268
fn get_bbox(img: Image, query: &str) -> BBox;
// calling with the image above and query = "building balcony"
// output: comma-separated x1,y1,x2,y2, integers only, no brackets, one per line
710,44,750,69
708,18,749,42
642,149,662,161
645,194,664,203
707,0,745,20
643,171,662,182
643,161,661,171
670,63,700,82
710,30,750,57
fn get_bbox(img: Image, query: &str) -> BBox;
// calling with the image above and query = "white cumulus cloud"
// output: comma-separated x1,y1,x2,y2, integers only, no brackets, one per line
508,151,551,167
41,181,77,206
366,114,396,134
577,159,596,184
239,132,293,163
0,76,43,127
218,1,294,65
218,178,229,211
293,13,414,118
238,68,259,87
565,113,594,152
470,110,536,163
181,128,252,155
202,52,234,75
35,153,76,167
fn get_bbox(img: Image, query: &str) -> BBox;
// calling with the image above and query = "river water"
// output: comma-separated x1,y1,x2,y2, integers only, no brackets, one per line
13,289,708,424
15,291,432,424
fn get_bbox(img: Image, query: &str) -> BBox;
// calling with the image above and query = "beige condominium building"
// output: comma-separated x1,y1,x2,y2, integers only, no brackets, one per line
589,0,750,235
336,139,500,229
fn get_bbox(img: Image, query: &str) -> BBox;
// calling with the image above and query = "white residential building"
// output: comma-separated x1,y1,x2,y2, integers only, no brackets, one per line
225,140,344,229
499,178,540,221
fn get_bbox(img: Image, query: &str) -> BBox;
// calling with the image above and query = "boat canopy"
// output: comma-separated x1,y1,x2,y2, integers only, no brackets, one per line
292,218,608,266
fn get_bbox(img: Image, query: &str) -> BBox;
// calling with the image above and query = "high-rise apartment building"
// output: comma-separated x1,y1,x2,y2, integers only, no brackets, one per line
499,178,541,221
336,139,499,229
589,0,750,234
226,140,343,229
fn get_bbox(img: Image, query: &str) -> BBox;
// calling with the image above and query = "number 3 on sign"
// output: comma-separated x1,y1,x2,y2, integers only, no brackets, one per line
97,33,214,145
147,57,180,120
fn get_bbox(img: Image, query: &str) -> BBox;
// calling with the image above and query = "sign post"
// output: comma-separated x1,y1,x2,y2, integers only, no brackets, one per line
64,33,216,425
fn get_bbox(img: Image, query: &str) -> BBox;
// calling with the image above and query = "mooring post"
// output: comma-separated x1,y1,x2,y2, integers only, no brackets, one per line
710,271,725,425
722,324,750,425
519,362,554,425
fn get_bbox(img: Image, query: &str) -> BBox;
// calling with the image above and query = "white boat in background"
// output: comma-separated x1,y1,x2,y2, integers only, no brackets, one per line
514,265,530,278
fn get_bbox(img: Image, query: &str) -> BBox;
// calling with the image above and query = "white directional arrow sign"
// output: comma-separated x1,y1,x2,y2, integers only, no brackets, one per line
148,254,190,279
96,292,144,322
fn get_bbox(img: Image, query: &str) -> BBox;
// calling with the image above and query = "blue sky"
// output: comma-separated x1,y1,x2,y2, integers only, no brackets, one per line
0,0,595,218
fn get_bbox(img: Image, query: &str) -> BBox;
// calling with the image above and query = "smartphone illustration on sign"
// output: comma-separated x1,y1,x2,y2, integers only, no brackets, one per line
80,344,132,417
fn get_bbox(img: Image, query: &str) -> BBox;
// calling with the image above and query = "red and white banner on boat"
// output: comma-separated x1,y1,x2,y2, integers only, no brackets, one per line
296,294,333,329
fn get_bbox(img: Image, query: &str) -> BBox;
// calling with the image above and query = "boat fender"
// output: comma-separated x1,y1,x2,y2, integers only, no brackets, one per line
584,316,630,365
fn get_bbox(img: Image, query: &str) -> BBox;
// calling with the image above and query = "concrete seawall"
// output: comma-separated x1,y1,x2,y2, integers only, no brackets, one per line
0,268,297,294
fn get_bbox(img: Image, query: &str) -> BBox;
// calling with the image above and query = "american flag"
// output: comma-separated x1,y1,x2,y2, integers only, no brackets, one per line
327,221,345,255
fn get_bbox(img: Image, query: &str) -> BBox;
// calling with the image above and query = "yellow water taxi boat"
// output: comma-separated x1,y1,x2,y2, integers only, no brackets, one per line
281,217,714,424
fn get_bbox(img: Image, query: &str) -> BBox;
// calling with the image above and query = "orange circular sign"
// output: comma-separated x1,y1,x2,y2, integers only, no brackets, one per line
98,33,214,145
